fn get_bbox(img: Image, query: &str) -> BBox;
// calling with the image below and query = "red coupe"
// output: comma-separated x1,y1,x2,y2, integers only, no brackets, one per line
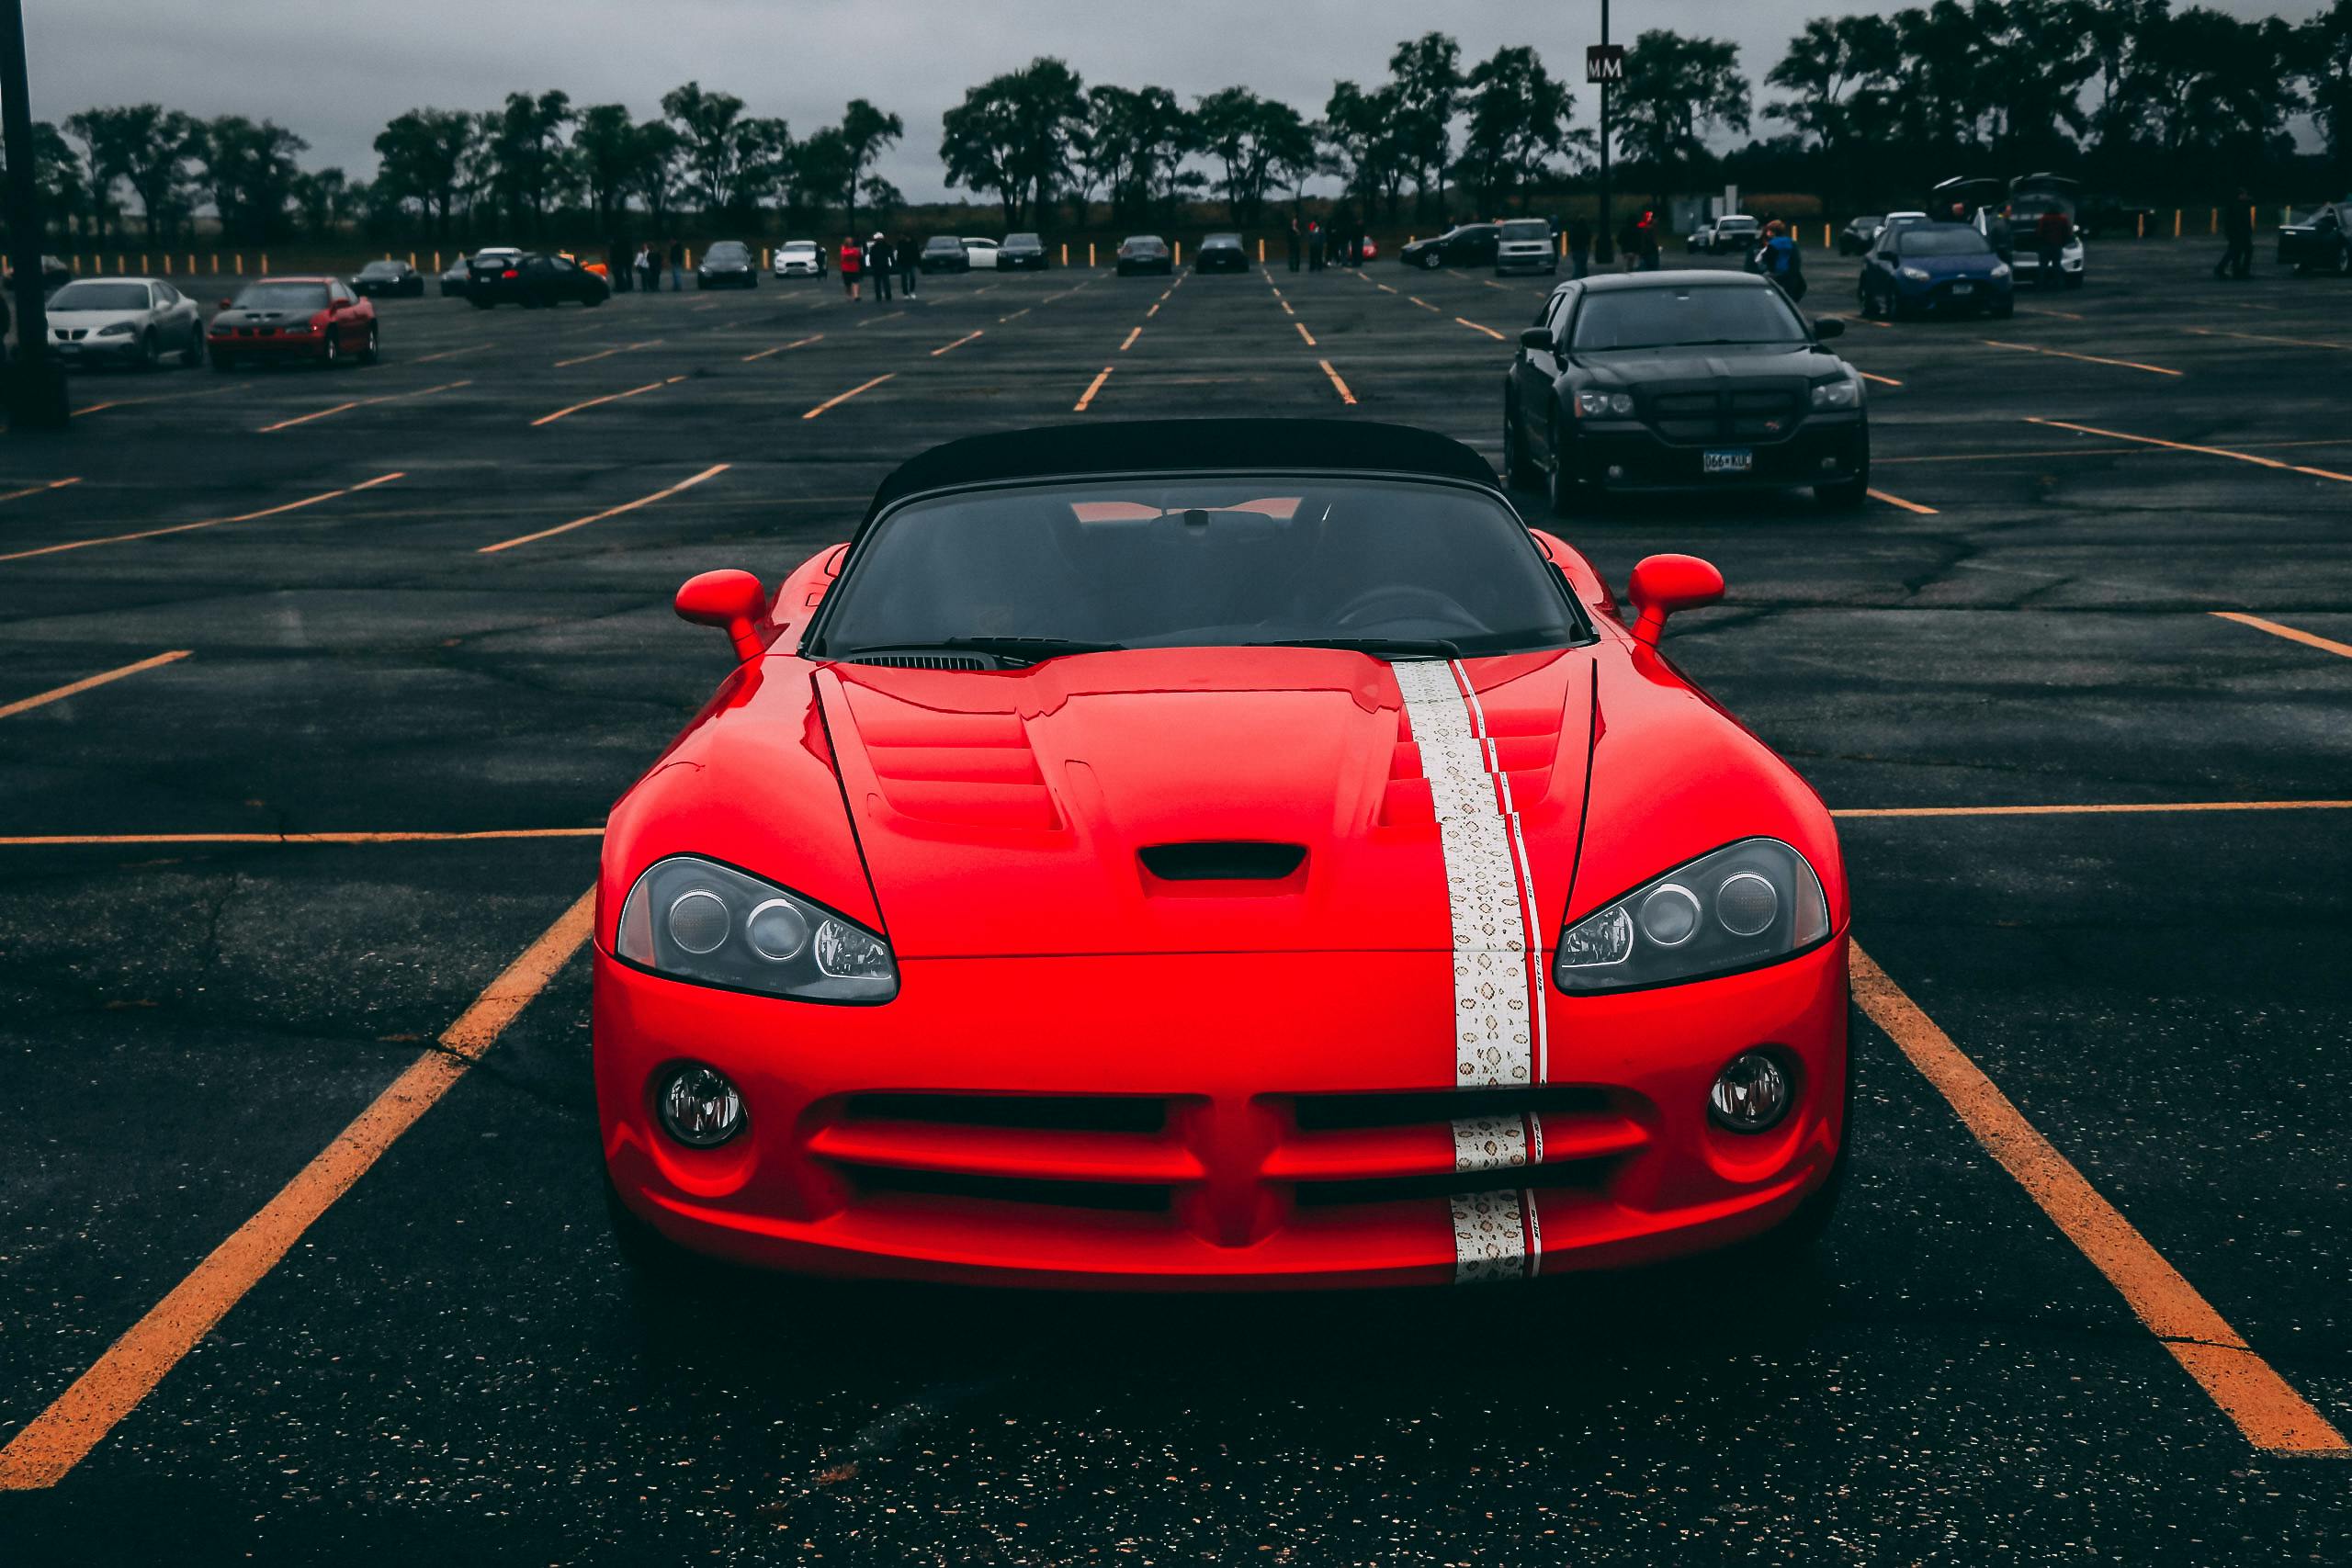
207,276,378,368
595,421,1849,1290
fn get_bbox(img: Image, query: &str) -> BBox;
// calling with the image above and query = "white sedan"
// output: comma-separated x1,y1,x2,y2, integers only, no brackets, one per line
959,237,1001,270
44,277,205,368
774,240,825,278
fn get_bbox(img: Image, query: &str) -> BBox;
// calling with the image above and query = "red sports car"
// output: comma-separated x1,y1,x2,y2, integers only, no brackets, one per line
207,276,378,368
595,421,1849,1290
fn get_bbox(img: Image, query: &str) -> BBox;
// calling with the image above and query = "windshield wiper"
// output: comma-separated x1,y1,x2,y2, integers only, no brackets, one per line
1241,637,1463,658
833,636,1125,663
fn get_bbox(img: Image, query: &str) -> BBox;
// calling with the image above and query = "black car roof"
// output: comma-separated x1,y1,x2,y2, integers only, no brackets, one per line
861,420,1498,528
1568,269,1770,294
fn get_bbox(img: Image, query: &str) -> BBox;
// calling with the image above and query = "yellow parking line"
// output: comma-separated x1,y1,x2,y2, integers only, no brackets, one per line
0,889,596,1492
1318,360,1357,405
2016,307,2086,321
1278,299,1295,316
1118,327,1142,352
1866,488,1938,514
1407,296,1441,312
2211,612,2352,660
0,477,81,503
0,828,605,847
854,310,905,327
2024,417,2352,482
1455,317,1506,341
1842,314,1892,330
1832,799,2352,818
802,373,895,420
1074,367,1114,412
0,474,401,564
2184,326,2352,352
742,333,821,362
1984,339,2182,377
69,384,241,418
998,308,1031,323
1850,942,2348,1458
530,378,679,427
257,379,470,433
413,343,494,364
0,650,190,722
1295,321,1317,347
932,330,984,357
1146,301,1161,319
1858,372,1902,388
477,463,730,553
1375,283,1398,294
552,338,662,368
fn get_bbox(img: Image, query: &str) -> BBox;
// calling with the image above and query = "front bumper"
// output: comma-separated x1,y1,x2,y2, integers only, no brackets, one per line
1567,412,1866,493
595,937,1848,1289
1497,250,1557,274
51,333,146,363
208,330,329,358
697,270,756,288
1894,277,2011,312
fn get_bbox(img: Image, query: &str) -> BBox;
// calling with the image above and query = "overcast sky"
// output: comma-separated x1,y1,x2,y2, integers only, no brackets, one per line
27,0,2325,203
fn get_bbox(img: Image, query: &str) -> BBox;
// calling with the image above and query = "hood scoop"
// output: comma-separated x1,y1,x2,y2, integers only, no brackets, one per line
842,652,990,671
1139,841,1306,883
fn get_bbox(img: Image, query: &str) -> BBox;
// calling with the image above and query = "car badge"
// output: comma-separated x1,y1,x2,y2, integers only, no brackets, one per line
1762,419,1782,434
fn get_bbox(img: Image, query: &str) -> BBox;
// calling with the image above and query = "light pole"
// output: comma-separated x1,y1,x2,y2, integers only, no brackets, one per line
1,0,67,427
1595,0,1612,265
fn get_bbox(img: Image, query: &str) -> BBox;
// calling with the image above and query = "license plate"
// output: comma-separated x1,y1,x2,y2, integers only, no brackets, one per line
1950,281,1973,295
1702,448,1753,475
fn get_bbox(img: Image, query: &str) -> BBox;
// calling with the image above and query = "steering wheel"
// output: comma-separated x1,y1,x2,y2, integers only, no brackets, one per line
1329,584,1482,631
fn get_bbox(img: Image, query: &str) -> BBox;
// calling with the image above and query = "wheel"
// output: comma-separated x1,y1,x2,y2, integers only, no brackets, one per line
1815,472,1869,510
138,329,160,370
1503,395,1543,491
359,322,379,365
584,290,605,308
2335,244,2351,277
320,330,340,367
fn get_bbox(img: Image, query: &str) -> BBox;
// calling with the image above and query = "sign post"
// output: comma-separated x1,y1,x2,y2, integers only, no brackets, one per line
1588,13,1623,265
0,0,68,428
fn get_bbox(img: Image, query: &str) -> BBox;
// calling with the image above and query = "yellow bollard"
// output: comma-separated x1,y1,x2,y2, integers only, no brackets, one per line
70,254,81,274
433,252,441,272
408,251,417,267
186,253,194,274
260,253,269,272
141,253,148,271
761,247,769,269
2209,208,2218,234
1259,237,1266,263
1088,241,1096,267
116,254,124,273
161,254,170,274
1174,241,1182,265
685,247,694,268
234,254,243,274
1060,242,1069,266
210,254,220,274
2135,212,2144,239
2173,209,2181,239
1822,222,1830,249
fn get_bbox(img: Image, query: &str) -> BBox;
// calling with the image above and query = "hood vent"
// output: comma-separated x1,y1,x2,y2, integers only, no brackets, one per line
842,652,990,670
1138,841,1306,882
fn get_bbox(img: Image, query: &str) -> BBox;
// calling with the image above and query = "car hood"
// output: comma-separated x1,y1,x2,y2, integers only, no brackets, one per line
49,309,150,328
212,307,318,326
1898,252,2002,277
814,647,1599,958
1573,343,1838,382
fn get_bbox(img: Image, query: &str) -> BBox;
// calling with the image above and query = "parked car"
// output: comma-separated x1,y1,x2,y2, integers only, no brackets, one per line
466,251,608,309
1685,215,1761,255
2078,195,2156,239
774,240,826,278
350,258,425,299
41,276,205,368
1503,270,1866,513
919,236,970,274
1115,235,1173,276
998,232,1048,271
1195,232,1249,273
1837,216,1883,256
1494,218,1557,275
1998,175,2086,288
2277,202,2350,276
1399,222,1498,269
437,254,472,296
1858,221,2012,319
960,237,1001,270
696,240,758,289
207,276,379,368
599,418,1852,1290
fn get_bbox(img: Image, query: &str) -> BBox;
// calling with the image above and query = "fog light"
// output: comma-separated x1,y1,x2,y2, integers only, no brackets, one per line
657,1064,745,1146
1709,1052,1791,1132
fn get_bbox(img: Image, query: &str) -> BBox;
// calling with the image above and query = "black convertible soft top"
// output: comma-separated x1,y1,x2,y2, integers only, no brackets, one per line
861,419,1498,526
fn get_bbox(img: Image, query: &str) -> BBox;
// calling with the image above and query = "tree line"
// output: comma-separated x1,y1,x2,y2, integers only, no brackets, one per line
9,0,2349,249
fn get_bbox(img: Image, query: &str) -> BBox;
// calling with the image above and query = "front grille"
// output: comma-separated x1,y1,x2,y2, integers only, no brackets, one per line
1644,387,1802,444
842,1092,1167,1134
853,1166,1172,1213
1295,1161,1613,1207
1294,1083,1611,1133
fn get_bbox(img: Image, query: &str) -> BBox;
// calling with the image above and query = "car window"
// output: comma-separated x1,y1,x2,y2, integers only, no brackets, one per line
50,281,153,311
1499,220,1550,241
232,282,331,311
155,282,179,304
1568,284,1806,351
707,243,748,262
815,478,1582,658
1897,228,1995,257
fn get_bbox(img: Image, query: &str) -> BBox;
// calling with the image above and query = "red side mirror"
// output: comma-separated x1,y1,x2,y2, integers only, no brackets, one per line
1626,554,1724,648
675,570,770,663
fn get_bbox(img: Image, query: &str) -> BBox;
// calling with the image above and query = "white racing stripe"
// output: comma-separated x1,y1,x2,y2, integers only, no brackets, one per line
1449,1190,1531,1284
1451,1114,1531,1172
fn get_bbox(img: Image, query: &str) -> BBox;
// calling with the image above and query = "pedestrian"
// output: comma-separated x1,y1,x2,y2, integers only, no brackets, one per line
1616,215,1640,272
1567,217,1592,279
1286,219,1302,274
869,233,894,302
668,240,685,292
840,234,864,301
2216,189,2253,280
898,234,920,298
1307,220,1325,272
1757,219,1806,302
2033,205,2071,287
609,240,631,293
635,243,655,292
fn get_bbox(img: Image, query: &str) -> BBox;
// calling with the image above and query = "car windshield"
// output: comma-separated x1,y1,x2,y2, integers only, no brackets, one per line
359,261,401,275
1852,216,1883,228
1499,220,1550,240
1204,234,1240,246
924,238,959,252
707,243,748,262
232,283,331,311
1125,238,1165,252
1569,285,1805,351
1007,233,1041,246
814,478,1580,658
1897,228,1995,257
1719,218,1758,231
50,281,151,311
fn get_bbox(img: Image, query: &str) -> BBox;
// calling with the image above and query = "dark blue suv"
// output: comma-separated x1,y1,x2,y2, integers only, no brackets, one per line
1858,222,2013,320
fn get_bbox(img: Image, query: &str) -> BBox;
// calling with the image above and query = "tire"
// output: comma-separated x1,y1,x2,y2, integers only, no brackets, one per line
359,322,379,365
584,289,605,308
320,330,340,368
2335,245,2351,278
139,329,160,371
1503,395,1542,491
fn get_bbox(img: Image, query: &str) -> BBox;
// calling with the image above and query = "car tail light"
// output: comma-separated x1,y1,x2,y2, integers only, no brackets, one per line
502,268,517,279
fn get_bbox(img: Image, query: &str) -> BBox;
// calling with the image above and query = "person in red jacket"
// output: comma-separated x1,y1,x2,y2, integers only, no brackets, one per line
839,235,864,301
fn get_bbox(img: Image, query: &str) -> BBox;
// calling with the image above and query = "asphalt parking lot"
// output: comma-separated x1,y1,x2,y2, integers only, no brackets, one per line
1,240,2347,1562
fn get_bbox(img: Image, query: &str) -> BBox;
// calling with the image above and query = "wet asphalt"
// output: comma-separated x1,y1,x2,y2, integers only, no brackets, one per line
1,240,2347,1562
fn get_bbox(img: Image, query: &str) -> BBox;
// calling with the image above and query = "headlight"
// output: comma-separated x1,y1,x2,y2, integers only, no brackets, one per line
1989,263,2011,279
95,321,136,336
1574,389,1634,418
279,321,312,333
616,854,898,1002
1554,838,1830,994
1897,265,1930,282
1808,376,1860,410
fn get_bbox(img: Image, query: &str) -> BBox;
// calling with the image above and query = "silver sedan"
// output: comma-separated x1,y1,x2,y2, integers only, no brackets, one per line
42,276,205,368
